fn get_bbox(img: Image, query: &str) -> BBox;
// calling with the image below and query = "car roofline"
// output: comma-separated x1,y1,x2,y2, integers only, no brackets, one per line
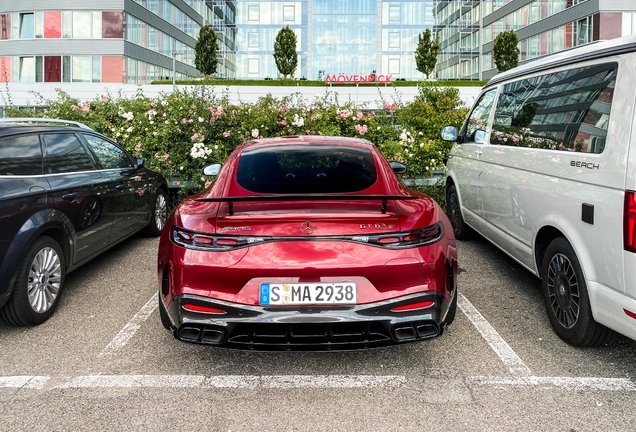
0,118,94,131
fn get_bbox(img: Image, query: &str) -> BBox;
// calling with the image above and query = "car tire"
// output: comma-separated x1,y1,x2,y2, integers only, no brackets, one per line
0,236,65,326
541,238,616,347
446,184,472,240
158,292,172,330
144,188,168,237
444,292,457,327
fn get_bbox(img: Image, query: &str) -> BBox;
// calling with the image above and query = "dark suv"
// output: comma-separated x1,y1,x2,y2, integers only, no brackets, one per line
0,119,169,326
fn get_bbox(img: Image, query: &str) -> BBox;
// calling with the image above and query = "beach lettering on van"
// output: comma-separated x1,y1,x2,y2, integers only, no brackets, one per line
570,161,599,170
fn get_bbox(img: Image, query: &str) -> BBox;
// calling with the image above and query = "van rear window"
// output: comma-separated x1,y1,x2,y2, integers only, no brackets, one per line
236,145,377,193
491,62,617,154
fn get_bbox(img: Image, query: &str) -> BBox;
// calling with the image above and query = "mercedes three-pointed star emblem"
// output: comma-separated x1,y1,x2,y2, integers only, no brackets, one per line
300,221,316,234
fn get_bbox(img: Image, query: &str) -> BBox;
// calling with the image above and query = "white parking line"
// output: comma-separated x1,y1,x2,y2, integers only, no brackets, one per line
99,294,157,357
0,376,49,389
24,375,405,390
469,376,636,392
458,292,533,377
2,375,634,392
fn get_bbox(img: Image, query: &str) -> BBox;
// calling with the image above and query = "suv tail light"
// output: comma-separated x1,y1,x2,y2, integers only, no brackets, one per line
625,191,636,253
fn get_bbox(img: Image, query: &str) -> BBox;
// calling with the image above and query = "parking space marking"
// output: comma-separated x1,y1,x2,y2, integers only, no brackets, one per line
469,376,636,392
0,376,49,390
2,375,635,392
42,375,405,390
458,292,533,377
99,294,157,357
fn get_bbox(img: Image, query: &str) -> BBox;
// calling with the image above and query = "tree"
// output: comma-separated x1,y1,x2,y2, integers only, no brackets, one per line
194,25,219,77
415,29,440,79
273,26,298,79
493,30,520,73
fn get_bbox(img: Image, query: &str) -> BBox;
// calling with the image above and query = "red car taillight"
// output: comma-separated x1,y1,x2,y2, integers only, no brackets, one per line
346,223,443,249
172,226,267,251
625,191,636,253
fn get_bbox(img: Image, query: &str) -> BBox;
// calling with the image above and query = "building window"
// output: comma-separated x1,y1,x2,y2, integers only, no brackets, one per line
388,32,400,49
248,5,260,22
62,56,70,82
283,5,295,22
73,11,91,38
248,58,259,74
388,58,400,74
102,12,123,38
44,11,61,38
19,57,35,82
573,16,592,46
62,11,71,38
19,13,34,38
248,32,259,48
389,6,400,23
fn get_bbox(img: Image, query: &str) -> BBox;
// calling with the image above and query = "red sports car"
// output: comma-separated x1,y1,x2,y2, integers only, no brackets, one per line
157,136,457,350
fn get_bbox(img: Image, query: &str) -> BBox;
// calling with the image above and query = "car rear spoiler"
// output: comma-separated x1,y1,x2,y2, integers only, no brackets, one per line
195,194,418,215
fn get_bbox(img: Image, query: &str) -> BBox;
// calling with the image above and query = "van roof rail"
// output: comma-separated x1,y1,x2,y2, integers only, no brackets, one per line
0,118,94,130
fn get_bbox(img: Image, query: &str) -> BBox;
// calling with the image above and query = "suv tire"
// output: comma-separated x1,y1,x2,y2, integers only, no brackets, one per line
0,236,66,326
144,189,168,237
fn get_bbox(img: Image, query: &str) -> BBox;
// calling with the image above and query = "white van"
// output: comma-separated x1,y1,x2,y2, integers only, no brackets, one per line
442,35,636,347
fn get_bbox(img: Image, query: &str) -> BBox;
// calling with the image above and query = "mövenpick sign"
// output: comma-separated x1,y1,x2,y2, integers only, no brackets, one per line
324,74,393,84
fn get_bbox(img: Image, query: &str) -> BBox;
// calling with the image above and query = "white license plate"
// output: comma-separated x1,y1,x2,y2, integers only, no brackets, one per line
259,282,357,305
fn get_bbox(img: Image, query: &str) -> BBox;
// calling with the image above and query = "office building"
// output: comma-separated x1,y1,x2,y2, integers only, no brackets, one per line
434,0,636,80
0,0,237,84
234,0,436,80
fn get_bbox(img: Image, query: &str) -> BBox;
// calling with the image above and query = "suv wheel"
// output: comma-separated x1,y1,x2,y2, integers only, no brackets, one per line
541,238,616,347
144,189,168,237
0,236,66,326
446,184,472,239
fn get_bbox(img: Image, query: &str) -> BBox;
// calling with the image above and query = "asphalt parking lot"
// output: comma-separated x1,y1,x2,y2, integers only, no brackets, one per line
1,234,635,431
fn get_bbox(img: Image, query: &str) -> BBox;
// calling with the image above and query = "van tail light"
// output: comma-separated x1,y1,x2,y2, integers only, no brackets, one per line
625,191,636,253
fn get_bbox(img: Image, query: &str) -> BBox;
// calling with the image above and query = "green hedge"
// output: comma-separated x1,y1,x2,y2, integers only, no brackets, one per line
6,86,468,206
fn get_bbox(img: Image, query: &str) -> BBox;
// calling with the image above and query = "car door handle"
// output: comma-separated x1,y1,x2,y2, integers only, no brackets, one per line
115,184,125,191
475,150,483,156
62,193,77,201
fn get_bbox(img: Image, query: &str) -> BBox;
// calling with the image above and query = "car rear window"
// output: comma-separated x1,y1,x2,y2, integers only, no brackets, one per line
236,145,377,193
0,134,43,176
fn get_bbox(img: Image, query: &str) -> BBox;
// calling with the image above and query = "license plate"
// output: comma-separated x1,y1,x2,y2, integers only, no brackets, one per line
259,282,357,305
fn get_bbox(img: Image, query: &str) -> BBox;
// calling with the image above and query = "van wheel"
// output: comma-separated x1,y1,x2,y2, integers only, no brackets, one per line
446,184,472,239
541,238,616,347
0,237,65,326
144,189,168,237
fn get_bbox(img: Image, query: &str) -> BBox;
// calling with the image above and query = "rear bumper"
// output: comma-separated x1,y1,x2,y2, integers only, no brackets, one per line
164,291,453,351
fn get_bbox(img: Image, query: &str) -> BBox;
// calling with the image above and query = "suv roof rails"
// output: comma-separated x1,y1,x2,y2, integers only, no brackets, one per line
0,118,94,131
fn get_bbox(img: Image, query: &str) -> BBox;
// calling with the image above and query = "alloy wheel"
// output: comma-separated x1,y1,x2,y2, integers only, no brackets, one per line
546,253,580,329
155,193,168,232
27,247,62,314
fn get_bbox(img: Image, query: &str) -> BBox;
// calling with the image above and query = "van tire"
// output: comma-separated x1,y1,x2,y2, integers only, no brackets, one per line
446,184,472,239
541,238,616,347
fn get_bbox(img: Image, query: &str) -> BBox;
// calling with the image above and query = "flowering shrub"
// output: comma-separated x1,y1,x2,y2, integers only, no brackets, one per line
7,85,468,204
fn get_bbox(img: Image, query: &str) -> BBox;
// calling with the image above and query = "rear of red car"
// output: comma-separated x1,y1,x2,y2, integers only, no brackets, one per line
158,136,457,350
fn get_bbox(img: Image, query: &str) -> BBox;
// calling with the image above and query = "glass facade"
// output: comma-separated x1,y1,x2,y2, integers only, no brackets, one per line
0,1,237,83
235,0,435,80
435,0,636,80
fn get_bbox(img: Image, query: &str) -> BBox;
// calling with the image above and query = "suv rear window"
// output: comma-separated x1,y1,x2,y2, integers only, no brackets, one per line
236,145,377,193
0,134,43,176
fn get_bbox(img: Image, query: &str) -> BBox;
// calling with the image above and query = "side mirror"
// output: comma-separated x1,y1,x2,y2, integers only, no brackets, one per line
135,157,145,169
474,130,487,144
440,126,458,142
202,163,222,176
389,161,407,175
